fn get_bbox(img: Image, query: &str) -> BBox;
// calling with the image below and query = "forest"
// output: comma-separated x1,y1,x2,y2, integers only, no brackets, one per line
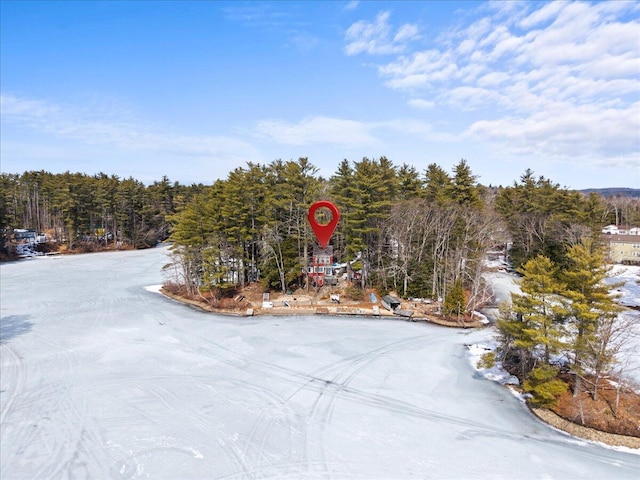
2,159,639,305
0,171,207,252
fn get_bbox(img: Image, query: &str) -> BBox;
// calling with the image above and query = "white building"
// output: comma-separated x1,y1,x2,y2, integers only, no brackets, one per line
602,225,639,235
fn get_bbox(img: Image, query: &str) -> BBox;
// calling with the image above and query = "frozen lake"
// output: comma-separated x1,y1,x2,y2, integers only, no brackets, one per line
1,246,638,479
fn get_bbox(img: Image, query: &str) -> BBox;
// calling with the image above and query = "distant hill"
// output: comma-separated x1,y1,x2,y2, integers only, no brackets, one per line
580,188,640,198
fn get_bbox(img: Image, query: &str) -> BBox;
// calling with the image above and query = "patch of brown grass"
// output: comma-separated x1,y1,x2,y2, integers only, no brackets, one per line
162,282,247,312
552,382,640,438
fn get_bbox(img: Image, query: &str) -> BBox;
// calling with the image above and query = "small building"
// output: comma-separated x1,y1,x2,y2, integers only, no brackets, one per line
307,246,338,286
381,295,401,311
602,234,640,264
602,225,640,236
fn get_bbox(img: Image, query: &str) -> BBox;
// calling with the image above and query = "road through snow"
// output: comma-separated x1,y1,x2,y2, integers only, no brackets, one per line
1,246,638,479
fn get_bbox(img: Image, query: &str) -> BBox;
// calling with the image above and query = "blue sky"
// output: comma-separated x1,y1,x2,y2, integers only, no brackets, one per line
1,0,638,189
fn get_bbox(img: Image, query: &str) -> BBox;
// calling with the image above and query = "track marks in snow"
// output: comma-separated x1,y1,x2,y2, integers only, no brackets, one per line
299,335,431,475
1,336,114,480
125,377,253,475
0,343,25,426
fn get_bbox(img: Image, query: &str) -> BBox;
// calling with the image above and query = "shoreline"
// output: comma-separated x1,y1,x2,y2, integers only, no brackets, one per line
159,287,484,327
530,407,640,450
158,287,639,450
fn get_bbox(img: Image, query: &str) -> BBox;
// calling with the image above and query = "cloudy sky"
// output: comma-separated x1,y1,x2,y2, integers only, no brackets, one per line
1,0,638,189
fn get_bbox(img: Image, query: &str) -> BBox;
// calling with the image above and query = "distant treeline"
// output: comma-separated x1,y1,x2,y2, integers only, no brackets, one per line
580,187,640,198
2,160,639,302
0,171,206,252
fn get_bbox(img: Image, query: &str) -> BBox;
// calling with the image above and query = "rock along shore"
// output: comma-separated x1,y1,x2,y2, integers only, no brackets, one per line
531,407,640,449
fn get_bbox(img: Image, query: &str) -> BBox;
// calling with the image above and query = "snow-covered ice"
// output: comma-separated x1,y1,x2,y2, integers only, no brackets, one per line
1,247,639,479
606,265,640,308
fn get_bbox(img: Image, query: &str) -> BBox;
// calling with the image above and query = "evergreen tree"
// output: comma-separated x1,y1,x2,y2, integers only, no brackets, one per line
422,163,452,204
330,159,366,272
219,164,268,286
494,170,597,268
396,163,423,200
450,159,482,208
443,280,465,319
523,365,568,408
498,255,567,378
516,255,567,364
562,240,623,399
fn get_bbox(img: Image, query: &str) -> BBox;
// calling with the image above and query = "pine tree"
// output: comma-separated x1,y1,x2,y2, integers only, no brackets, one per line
396,163,422,200
443,280,465,320
497,255,567,380
513,255,567,365
330,160,363,260
219,164,268,286
450,159,482,208
562,240,623,399
421,163,452,204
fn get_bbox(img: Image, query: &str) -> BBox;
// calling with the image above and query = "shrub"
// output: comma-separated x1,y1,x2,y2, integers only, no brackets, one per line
523,365,568,408
343,285,365,301
477,351,496,369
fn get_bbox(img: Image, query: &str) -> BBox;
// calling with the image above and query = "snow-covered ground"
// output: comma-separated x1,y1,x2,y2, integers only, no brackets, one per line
1,247,639,479
605,265,640,384
606,265,640,308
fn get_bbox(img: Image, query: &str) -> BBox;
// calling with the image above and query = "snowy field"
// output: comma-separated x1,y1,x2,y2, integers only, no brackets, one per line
1,246,639,479
606,265,640,308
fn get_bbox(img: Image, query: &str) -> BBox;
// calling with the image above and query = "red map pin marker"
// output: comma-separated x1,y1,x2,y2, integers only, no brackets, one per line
307,200,340,249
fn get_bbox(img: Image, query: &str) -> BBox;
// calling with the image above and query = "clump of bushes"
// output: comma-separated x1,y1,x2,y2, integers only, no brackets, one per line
523,365,568,408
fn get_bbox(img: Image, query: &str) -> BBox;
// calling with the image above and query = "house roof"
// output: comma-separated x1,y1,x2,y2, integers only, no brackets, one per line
602,234,640,242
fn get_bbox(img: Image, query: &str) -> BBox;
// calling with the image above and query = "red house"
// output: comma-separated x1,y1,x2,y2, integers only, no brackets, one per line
307,246,338,286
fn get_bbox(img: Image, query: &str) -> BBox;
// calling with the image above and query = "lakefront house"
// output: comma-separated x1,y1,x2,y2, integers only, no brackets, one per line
601,225,640,264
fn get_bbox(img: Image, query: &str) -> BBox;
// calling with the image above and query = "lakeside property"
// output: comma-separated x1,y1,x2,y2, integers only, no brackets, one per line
159,283,487,328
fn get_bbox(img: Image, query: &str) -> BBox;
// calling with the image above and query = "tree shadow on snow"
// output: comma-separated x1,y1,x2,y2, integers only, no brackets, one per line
0,315,33,344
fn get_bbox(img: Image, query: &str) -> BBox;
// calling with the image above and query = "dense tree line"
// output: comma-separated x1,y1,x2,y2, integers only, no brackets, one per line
164,158,622,313
0,171,204,252
494,170,610,269
3,161,636,312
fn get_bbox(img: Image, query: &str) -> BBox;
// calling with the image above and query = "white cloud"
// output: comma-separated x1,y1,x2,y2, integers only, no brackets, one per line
346,1,640,169
344,1,360,12
344,11,419,56
255,115,456,147
444,86,502,111
467,101,640,160
380,49,458,90
0,94,262,166
382,118,457,142
287,32,320,52
394,23,420,43
256,116,378,146
518,1,565,29
408,98,435,110
457,38,476,55
476,71,509,88
1,95,60,118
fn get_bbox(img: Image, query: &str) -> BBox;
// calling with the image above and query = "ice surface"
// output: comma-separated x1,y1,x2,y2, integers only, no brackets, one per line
606,265,640,307
1,247,638,479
